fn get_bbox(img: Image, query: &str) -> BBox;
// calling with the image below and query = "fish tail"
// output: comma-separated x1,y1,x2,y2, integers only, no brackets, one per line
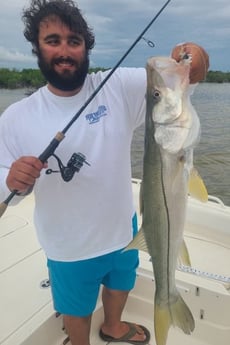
154,294,195,345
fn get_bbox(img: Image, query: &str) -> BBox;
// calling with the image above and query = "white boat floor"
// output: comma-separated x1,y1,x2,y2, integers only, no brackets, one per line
90,307,210,345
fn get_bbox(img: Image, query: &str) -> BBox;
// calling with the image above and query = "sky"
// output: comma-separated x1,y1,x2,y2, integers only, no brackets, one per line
0,0,230,71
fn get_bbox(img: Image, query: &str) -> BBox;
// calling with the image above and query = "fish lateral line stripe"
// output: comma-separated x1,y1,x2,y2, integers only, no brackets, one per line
159,150,171,302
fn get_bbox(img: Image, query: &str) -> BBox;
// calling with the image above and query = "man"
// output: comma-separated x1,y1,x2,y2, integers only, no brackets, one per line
0,1,209,344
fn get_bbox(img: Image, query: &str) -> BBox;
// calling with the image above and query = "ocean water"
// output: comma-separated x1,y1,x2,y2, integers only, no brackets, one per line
1,83,230,205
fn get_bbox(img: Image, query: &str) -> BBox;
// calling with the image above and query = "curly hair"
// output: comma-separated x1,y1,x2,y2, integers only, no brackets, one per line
22,0,95,55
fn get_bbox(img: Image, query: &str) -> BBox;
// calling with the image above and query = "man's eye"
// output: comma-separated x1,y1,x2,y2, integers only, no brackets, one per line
46,39,59,45
69,39,81,46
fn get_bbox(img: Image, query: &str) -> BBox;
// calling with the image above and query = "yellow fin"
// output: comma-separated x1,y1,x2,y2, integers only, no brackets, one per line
154,294,195,345
178,240,191,266
124,228,149,253
154,304,171,345
188,168,208,202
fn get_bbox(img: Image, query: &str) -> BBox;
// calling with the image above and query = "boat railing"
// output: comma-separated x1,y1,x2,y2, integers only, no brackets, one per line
207,195,226,207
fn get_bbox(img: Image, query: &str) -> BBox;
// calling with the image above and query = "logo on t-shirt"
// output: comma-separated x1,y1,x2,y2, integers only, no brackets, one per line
85,105,107,124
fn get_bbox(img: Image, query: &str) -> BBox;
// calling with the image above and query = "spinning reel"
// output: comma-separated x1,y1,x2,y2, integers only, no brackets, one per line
46,152,90,182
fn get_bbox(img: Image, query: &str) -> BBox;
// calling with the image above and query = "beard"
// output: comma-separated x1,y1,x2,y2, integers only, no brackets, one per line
37,51,89,91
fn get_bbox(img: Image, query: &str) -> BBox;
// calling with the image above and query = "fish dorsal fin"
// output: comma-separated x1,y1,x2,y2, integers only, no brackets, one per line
178,240,191,266
188,168,208,202
125,228,149,253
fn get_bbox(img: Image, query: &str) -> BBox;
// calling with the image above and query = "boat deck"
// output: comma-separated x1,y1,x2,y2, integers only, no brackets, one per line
0,194,56,345
0,185,230,345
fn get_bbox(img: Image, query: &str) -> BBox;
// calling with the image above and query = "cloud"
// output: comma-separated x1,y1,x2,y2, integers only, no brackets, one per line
1,0,230,71
0,46,35,66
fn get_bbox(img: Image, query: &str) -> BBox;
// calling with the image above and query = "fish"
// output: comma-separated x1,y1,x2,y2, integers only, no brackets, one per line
126,56,208,345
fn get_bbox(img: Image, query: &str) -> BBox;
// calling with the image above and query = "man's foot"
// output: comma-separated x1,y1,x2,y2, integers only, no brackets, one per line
99,321,150,344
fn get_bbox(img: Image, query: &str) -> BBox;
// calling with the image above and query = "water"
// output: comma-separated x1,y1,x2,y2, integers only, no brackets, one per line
1,84,230,205
0,88,28,111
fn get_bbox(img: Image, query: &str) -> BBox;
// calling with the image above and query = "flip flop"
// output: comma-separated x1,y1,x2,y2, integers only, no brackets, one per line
99,321,150,344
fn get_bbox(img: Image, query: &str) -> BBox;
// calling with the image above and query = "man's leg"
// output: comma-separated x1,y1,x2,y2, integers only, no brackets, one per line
48,258,101,345
100,286,147,342
100,213,148,342
63,314,92,345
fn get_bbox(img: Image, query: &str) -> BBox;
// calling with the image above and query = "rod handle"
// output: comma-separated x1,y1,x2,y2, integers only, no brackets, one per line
38,132,65,162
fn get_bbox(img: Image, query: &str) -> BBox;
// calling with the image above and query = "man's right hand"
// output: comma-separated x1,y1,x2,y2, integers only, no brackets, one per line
6,156,47,193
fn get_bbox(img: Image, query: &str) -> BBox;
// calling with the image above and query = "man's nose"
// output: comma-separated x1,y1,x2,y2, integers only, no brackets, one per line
59,41,71,55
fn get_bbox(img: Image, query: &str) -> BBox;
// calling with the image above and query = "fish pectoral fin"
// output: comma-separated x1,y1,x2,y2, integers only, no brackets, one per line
178,240,191,266
188,168,208,202
124,228,149,253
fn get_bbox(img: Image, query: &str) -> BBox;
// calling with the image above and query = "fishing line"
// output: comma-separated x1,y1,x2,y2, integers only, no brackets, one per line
0,0,172,217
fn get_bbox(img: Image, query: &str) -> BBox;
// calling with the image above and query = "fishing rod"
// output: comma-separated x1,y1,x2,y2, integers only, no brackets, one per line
0,0,172,218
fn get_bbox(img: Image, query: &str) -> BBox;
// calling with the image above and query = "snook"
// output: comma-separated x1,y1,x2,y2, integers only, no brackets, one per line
127,56,208,345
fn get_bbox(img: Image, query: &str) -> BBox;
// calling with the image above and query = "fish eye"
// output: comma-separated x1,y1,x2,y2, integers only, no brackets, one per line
152,89,161,99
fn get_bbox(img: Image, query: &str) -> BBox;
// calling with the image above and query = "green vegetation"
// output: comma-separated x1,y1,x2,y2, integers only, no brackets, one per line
0,68,229,89
0,68,46,89
205,70,230,83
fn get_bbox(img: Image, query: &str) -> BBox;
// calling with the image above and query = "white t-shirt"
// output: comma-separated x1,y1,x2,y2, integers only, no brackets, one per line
0,67,146,261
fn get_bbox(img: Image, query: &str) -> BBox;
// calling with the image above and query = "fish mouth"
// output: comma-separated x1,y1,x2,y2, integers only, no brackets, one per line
149,57,190,91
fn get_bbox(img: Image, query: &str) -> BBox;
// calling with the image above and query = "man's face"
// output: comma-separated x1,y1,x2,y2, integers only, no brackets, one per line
37,16,89,94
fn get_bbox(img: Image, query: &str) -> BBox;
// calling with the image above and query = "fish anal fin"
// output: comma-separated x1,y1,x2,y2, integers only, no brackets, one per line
124,228,149,253
188,168,208,202
178,240,191,266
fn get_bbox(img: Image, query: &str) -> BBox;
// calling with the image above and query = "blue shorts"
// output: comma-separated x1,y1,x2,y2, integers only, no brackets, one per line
47,214,139,317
